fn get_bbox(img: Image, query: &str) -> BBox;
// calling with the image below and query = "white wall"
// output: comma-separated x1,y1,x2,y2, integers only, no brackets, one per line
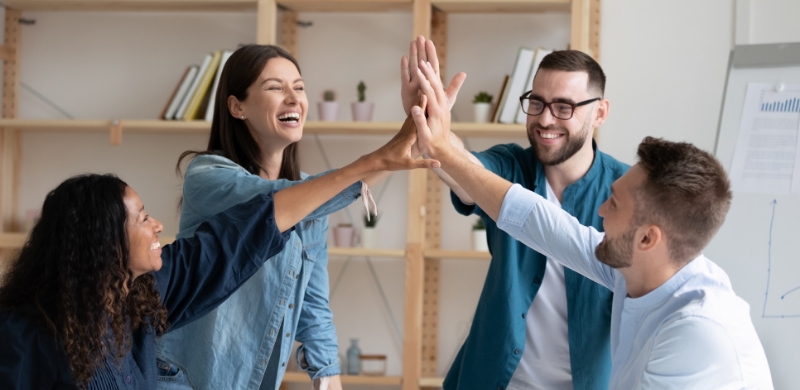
9,0,800,386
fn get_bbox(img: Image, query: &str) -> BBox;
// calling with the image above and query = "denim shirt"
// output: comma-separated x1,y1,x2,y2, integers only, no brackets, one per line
444,142,628,390
0,192,289,390
156,154,361,390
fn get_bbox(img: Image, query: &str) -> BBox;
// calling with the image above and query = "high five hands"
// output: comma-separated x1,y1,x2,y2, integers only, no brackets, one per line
410,59,456,161
401,36,467,116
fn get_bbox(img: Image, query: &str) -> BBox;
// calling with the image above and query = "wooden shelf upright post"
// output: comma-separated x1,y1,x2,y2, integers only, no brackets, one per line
0,8,21,271
257,0,278,45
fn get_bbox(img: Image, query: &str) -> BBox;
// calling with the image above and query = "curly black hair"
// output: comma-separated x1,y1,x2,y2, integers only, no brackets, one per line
0,174,168,388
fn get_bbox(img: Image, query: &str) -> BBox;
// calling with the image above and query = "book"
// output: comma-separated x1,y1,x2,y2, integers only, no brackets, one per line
515,47,553,124
159,66,189,119
490,75,509,123
163,65,199,120
174,53,213,120
183,51,222,121
204,50,234,122
498,47,535,124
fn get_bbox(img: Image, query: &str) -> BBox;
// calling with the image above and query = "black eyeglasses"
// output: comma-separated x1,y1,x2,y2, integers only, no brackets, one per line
519,91,601,120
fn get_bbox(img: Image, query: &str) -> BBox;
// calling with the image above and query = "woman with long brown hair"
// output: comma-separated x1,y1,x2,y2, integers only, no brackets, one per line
156,44,412,390
0,117,435,388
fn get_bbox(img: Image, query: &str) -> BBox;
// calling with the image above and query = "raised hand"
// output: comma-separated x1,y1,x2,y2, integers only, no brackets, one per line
400,36,467,116
411,60,454,160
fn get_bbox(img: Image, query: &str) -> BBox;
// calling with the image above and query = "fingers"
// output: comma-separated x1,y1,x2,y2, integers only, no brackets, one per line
416,36,427,65
445,72,467,109
411,105,432,147
400,56,410,86
412,157,441,169
409,40,418,75
417,62,448,111
425,40,440,75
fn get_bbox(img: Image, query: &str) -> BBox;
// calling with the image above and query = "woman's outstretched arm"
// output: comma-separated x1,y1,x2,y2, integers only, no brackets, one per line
272,115,438,232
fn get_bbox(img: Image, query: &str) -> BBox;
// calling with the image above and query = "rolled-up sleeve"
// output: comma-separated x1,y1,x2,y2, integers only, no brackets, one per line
497,184,617,290
184,156,361,223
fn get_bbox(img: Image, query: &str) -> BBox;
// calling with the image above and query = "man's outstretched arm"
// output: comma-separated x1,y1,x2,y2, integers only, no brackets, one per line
410,60,616,289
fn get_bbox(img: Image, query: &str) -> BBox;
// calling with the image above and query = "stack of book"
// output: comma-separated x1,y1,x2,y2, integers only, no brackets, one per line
490,47,553,124
160,50,234,121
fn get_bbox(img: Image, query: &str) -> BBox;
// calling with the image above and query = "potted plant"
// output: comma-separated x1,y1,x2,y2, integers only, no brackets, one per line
334,223,355,247
362,211,378,248
472,218,488,252
473,91,493,123
318,90,339,121
352,81,374,122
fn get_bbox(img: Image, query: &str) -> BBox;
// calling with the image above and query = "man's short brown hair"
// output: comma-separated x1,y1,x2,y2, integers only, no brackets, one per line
538,50,606,96
633,137,732,263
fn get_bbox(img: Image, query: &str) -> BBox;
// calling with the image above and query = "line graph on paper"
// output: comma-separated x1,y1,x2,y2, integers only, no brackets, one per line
762,199,800,318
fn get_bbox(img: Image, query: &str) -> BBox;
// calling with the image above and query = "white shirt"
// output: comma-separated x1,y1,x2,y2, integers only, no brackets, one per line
498,184,774,389
507,181,572,390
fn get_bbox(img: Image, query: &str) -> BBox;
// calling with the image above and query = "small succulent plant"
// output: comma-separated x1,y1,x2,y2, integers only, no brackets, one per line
357,81,366,102
323,90,336,102
473,91,493,104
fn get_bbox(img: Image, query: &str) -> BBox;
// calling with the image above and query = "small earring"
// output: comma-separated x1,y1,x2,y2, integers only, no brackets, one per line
241,115,244,120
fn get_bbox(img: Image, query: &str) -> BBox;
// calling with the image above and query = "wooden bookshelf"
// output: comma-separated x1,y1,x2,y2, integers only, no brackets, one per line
0,2,600,390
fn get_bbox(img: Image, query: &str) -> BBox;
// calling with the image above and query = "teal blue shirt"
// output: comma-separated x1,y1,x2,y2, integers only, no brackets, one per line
444,142,628,390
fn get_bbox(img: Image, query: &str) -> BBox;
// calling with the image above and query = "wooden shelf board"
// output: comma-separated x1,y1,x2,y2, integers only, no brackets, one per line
3,0,259,11
425,249,490,259
419,376,444,387
279,0,412,12
328,247,406,258
282,371,402,385
432,0,569,13
0,119,524,137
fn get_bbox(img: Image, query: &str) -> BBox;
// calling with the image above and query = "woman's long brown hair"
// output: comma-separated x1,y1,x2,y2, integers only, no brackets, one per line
177,44,302,181
0,174,168,388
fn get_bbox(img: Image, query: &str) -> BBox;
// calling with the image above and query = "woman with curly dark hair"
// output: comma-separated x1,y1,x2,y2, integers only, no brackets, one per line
0,121,436,389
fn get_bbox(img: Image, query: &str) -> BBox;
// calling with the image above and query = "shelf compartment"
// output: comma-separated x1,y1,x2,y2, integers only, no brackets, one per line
432,0,570,13
419,377,444,387
328,247,406,258
424,249,491,260
3,0,259,12
282,371,403,385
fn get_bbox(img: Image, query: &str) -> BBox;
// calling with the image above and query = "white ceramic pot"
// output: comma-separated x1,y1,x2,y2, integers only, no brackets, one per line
334,225,355,247
473,102,492,123
472,229,489,252
352,102,374,122
318,101,339,121
361,227,377,248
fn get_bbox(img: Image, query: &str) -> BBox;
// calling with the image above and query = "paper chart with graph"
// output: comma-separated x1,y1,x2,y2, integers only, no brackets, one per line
729,83,800,194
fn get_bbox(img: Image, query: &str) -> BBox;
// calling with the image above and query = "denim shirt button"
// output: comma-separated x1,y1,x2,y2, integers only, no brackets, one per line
289,304,295,309
533,277,541,284
281,362,286,367
514,349,521,355
125,376,131,383
286,332,291,338
522,313,526,319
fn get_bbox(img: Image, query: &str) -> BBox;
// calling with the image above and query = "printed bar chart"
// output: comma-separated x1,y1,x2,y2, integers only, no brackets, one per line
760,96,800,112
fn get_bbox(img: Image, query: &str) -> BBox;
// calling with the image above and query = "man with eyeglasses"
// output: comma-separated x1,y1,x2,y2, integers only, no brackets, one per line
400,37,628,390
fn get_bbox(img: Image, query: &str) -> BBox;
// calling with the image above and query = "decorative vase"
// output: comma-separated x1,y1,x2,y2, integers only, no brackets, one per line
361,227,377,248
351,102,374,122
472,229,488,252
473,102,491,123
334,225,355,247
318,101,339,121
346,339,361,375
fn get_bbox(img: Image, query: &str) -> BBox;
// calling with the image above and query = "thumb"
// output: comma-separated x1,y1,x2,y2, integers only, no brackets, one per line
412,157,441,169
411,105,432,145
446,72,467,107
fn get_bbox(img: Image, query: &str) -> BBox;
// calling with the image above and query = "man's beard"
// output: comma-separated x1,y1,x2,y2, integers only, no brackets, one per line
595,226,636,269
527,115,591,166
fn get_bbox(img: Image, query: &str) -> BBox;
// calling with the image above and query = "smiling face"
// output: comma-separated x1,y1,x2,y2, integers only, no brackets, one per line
596,164,647,268
124,187,164,279
526,69,600,166
232,57,307,153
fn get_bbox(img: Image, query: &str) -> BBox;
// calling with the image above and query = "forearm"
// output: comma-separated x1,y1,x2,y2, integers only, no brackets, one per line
274,159,371,232
430,133,482,204
436,148,512,221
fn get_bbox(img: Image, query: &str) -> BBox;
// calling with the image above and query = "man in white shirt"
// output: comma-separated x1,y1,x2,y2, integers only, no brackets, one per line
409,59,774,389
